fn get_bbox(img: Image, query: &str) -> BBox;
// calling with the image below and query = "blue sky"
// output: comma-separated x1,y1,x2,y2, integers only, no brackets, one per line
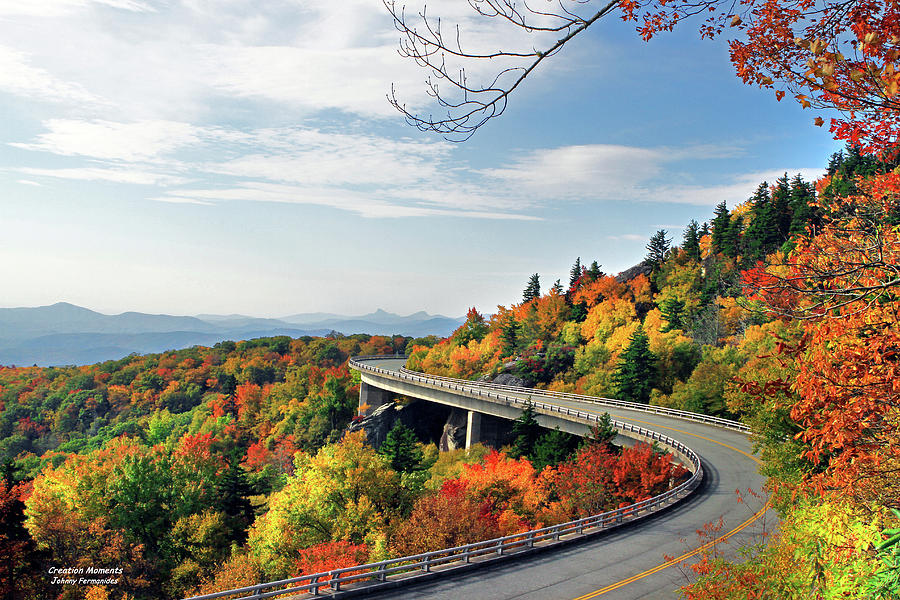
0,0,841,318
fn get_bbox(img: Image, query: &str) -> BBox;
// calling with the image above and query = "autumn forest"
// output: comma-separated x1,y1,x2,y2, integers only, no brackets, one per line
1,139,899,599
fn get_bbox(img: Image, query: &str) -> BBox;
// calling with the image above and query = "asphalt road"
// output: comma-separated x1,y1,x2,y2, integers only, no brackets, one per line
358,358,773,600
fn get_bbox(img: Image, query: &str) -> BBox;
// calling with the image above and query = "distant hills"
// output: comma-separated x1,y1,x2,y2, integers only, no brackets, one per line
0,303,463,366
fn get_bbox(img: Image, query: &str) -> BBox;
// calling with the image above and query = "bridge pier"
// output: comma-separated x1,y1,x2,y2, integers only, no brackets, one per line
359,382,391,416
465,410,482,449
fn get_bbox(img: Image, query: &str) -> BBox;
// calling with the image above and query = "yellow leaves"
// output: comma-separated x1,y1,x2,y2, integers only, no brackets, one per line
730,14,742,27
796,94,811,108
850,70,865,82
809,38,827,55
795,37,810,49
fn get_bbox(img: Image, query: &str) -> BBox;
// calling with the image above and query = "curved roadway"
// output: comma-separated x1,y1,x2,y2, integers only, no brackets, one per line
359,358,772,600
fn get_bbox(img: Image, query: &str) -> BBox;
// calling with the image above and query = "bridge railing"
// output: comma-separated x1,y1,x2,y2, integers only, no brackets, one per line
185,355,706,600
350,354,749,433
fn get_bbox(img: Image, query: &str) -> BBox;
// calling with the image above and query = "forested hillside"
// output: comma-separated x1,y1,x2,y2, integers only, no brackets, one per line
0,327,686,599
407,144,900,598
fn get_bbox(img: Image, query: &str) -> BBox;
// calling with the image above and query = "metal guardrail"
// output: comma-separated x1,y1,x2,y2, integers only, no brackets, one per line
392,365,750,433
185,354,711,600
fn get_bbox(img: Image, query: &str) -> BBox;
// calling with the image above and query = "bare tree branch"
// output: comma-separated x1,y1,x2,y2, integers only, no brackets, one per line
385,0,619,140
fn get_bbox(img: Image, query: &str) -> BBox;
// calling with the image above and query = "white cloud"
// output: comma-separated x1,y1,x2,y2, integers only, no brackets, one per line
0,0,154,17
17,179,43,186
11,119,202,162
203,128,452,187
19,166,189,185
0,46,106,106
154,196,213,206
153,182,540,220
656,168,826,207
199,44,429,117
480,142,824,207
481,144,667,200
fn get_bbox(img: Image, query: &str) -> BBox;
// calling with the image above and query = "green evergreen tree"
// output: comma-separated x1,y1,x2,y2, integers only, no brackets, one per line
745,181,781,261
710,201,731,255
378,422,424,473
659,296,686,332
613,325,656,403
644,229,671,272
683,219,702,261
570,301,588,323
772,174,792,240
509,402,541,460
551,279,563,295
789,173,819,236
569,257,582,289
587,260,603,280
500,313,520,357
582,412,618,448
523,273,541,303
218,459,255,544
724,213,744,258
531,427,579,471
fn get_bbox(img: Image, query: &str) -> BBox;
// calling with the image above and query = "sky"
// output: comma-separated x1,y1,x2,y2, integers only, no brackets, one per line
0,0,842,319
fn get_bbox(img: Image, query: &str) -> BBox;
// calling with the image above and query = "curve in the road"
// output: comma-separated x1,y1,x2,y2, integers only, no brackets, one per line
184,356,769,600
353,357,770,600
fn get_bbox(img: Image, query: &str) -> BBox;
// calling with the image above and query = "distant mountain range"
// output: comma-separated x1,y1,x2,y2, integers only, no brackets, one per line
0,303,463,367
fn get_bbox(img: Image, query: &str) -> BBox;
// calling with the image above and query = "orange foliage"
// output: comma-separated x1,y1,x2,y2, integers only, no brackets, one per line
571,275,626,309
292,540,369,580
744,171,900,503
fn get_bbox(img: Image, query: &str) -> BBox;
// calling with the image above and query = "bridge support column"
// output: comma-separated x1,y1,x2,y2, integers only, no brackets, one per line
359,382,390,417
465,410,482,449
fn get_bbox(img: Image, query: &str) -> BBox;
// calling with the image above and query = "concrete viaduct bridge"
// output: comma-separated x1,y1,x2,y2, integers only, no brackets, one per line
187,355,769,600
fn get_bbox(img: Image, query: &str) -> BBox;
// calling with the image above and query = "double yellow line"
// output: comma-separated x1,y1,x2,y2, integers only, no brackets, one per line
569,413,767,599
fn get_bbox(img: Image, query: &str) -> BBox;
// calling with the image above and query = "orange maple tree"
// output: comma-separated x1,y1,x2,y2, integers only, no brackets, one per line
743,170,900,504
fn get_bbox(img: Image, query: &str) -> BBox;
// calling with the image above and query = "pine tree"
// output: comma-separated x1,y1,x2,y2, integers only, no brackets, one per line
531,427,579,471
582,412,618,448
551,279,563,295
724,213,744,258
613,325,656,403
570,301,588,323
522,273,541,303
659,296,686,332
378,422,424,473
789,173,819,236
500,313,520,357
710,201,731,255
745,181,781,261
569,257,582,289
683,219,702,261
644,229,671,272
587,261,603,280
218,459,255,544
509,402,542,460
772,174,792,240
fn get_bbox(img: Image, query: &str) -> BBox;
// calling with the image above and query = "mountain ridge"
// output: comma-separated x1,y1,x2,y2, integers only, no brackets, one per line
0,303,464,366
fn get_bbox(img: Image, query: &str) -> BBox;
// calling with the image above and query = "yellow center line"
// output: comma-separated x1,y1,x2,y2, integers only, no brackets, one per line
560,403,766,599
572,501,771,599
